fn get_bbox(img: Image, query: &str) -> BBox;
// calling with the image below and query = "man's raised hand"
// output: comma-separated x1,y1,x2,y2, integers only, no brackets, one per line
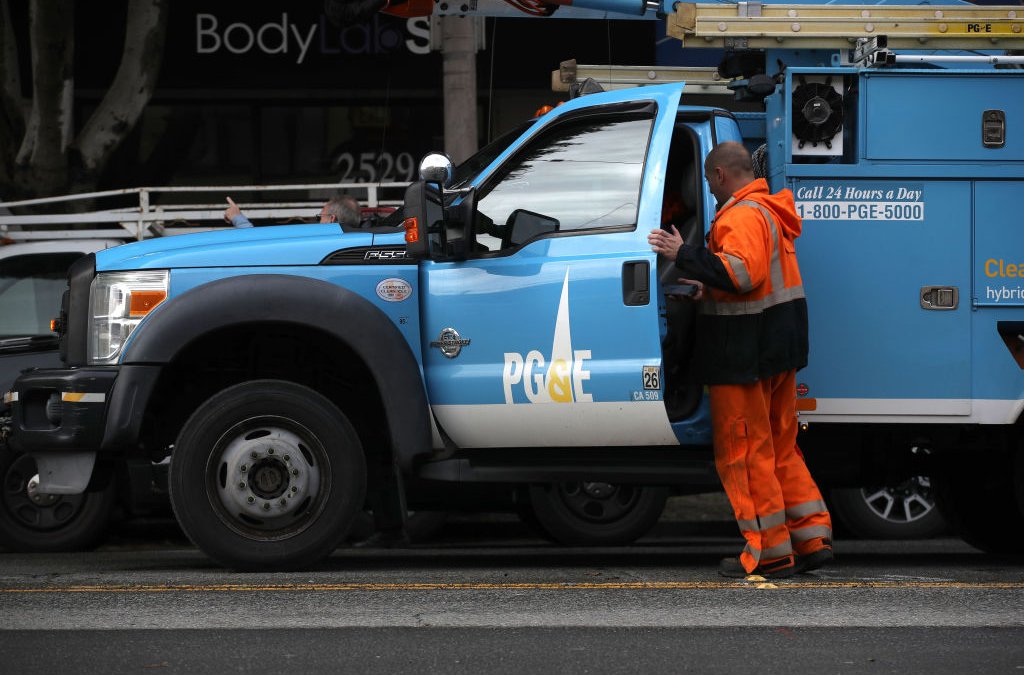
224,196,242,223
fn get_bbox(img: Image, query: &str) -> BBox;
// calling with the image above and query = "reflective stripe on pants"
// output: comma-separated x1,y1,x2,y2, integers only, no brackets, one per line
710,369,832,573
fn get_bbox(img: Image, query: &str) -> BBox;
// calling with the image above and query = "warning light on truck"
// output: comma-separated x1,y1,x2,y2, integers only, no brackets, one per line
403,217,419,243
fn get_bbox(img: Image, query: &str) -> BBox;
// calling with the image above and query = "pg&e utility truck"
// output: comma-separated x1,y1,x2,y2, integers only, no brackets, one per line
0,185,398,552
6,0,1024,569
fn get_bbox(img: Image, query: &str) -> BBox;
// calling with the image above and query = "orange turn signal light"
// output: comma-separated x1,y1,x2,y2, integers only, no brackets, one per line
795,398,817,412
129,290,167,317
50,319,58,332
403,217,419,243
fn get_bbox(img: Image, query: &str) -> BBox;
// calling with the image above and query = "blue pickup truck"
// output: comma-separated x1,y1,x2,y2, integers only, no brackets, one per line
8,62,1024,569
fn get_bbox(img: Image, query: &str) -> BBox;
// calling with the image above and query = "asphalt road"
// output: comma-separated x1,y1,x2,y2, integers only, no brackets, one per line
1,516,1022,673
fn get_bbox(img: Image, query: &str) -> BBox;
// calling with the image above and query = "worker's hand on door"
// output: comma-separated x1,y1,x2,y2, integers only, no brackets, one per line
648,224,683,260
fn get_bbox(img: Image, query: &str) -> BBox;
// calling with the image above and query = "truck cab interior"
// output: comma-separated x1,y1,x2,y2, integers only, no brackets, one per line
658,121,707,422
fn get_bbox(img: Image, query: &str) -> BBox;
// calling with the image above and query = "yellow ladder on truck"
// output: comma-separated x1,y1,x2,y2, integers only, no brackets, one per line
552,59,735,96
667,2,1024,50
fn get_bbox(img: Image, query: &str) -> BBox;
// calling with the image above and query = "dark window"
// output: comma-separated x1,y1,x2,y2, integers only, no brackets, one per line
0,253,80,337
474,114,653,251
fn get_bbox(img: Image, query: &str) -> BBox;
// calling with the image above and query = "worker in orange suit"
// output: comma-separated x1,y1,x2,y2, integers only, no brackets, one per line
648,142,833,578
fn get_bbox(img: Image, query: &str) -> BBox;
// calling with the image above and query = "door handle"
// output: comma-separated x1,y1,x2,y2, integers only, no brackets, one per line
920,286,958,310
622,261,650,306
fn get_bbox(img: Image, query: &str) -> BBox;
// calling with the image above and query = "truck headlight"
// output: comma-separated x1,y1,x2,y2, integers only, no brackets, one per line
88,270,169,365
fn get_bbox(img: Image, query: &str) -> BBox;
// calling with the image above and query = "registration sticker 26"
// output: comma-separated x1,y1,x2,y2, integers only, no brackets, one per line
643,366,661,390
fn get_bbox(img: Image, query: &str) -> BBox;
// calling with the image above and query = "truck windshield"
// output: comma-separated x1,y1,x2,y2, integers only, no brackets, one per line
450,120,536,189
379,121,536,227
0,252,80,338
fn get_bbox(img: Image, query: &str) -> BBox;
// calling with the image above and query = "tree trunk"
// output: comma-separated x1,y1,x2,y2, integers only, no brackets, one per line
71,0,168,188
0,0,26,163
441,17,478,165
11,0,73,198
0,0,169,202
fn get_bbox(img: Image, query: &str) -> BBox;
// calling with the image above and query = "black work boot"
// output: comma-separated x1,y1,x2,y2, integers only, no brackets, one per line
718,555,803,579
718,557,750,578
800,540,834,572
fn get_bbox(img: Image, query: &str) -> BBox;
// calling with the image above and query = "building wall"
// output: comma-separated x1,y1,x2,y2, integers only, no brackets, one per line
65,2,657,189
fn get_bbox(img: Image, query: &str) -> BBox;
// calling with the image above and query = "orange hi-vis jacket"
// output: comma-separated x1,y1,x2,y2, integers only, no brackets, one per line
675,178,809,384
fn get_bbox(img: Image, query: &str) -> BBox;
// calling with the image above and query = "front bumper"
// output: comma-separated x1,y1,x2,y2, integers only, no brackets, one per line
8,364,160,455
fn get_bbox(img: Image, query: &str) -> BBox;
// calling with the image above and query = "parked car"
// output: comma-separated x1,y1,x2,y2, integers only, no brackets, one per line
0,239,126,551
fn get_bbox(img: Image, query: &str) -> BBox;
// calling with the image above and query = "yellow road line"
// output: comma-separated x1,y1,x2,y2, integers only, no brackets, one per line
1,581,1023,594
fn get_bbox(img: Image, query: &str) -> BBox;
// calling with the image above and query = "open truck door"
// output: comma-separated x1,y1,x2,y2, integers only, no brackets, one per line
415,84,686,448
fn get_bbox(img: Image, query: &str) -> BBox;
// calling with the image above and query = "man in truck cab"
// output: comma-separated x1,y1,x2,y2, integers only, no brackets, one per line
224,195,362,228
648,142,833,579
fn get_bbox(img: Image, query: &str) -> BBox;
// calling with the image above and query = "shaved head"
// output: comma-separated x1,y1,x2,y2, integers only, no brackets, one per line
704,141,754,178
704,141,755,204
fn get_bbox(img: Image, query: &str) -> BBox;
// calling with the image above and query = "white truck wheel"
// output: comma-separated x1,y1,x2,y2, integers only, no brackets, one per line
169,380,366,571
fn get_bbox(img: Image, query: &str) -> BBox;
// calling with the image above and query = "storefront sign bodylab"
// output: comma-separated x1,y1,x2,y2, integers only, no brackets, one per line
195,14,431,64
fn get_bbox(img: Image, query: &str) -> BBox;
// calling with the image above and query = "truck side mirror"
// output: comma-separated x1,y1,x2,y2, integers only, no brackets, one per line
503,209,559,248
401,181,430,260
406,153,479,262
419,152,453,187
443,188,477,261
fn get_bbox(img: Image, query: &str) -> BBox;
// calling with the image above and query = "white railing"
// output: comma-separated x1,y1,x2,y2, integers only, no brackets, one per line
0,182,408,242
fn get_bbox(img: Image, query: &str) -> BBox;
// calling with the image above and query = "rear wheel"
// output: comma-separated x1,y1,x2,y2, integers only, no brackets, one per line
829,476,945,539
0,445,115,552
934,450,1024,555
526,482,669,546
169,380,366,570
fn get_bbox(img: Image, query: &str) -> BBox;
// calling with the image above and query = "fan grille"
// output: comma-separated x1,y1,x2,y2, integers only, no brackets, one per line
792,82,844,148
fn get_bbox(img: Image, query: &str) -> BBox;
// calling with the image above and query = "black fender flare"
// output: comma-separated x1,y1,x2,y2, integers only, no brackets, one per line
122,274,431,471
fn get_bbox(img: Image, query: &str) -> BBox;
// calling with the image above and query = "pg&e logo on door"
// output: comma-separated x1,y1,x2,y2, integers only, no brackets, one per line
501,271,592,404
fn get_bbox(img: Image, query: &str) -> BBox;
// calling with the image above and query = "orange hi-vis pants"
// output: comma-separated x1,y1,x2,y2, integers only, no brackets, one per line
710,369,832,573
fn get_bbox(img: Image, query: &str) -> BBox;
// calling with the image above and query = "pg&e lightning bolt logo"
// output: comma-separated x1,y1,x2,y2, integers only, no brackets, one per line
502,270,593,404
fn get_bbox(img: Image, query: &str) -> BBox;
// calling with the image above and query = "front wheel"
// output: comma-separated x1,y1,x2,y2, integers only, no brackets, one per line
526,482,669,546
169,380,366,571
0,445,116,552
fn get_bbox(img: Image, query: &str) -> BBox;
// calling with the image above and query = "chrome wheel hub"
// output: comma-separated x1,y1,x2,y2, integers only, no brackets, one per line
26,474,59,507
216,425,320,525
558,482,640,523
861,475,936,524
582,482,615,499
3,455,84,530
